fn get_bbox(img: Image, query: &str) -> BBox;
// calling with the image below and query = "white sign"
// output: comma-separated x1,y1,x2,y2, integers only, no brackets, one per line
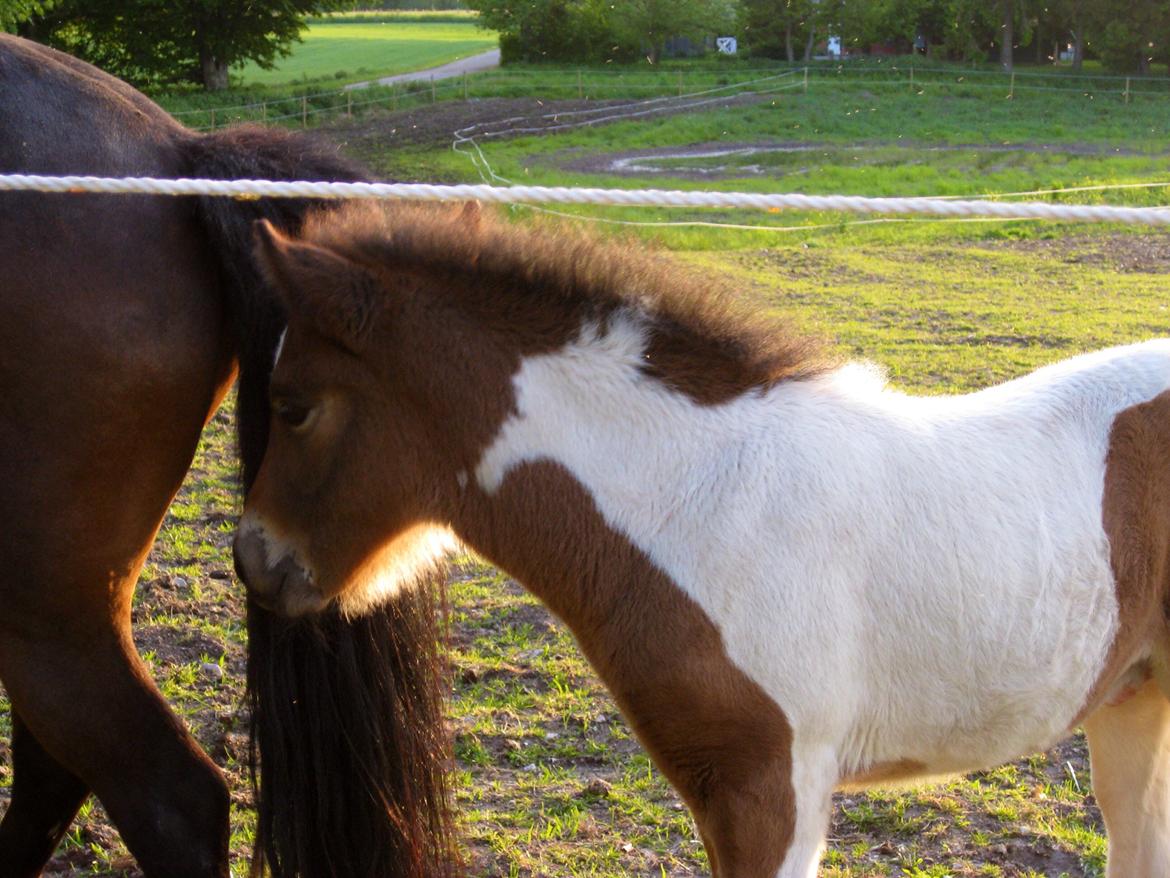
716,37,737,55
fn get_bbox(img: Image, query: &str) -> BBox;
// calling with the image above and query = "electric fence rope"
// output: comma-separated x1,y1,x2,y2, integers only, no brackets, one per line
3,173,1170,226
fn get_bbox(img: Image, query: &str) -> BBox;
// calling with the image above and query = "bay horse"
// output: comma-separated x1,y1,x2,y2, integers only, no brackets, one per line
236,200,1170,878
0,34,454,878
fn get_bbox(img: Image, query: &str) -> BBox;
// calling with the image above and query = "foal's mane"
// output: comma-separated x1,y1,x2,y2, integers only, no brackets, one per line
303,203,834,399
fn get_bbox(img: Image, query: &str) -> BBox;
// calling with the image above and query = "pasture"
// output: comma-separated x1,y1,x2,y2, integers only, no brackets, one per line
6,68,1170,877
232,15,496,88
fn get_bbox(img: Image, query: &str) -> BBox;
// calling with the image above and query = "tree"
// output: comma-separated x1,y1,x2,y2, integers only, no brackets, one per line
467,0,620,62
612,0,736,64
740,0,818,62
1087,0,1170,74
24,0,347,91
0,0,50,32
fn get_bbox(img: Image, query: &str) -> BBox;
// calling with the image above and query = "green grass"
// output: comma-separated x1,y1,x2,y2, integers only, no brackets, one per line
234,19,497,88
10,56,1170,877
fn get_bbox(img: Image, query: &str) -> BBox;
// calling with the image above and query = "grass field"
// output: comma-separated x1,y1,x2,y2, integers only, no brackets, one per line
6,65,1170,878
233,17,496,88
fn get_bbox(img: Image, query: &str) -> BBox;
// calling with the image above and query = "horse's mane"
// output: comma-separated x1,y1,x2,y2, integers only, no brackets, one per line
303,203,835,400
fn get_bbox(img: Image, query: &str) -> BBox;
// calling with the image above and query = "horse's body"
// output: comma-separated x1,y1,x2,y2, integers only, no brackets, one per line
237,202,1170,877
0,35,453,878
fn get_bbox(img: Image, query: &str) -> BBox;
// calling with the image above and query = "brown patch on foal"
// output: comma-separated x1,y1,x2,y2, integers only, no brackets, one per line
1086,390,1170,717
459,462,797,877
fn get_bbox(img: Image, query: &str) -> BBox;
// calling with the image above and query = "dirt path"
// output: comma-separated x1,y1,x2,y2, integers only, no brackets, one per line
344,48,500,91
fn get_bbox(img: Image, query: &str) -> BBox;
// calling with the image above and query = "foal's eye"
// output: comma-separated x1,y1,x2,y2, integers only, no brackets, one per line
273,398,313,430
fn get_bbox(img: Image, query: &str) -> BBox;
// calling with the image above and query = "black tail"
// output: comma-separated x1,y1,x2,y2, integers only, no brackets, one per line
185,125,458,878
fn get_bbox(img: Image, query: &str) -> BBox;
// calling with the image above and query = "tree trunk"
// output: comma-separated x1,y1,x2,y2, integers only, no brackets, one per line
200,50,229,91
1072,31,1084,70
1000,0,1013,70
804,27,816,62
785,21,794,63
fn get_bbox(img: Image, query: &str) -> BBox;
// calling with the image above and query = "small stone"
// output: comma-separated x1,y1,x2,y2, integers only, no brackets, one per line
621,843,633,853
585,778,612,797
200,662,224,682
460,667,480,684
171,576,188,590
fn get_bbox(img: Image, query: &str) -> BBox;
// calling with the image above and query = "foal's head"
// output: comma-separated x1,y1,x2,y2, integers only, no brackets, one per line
234,204,488,616
234,201,826,617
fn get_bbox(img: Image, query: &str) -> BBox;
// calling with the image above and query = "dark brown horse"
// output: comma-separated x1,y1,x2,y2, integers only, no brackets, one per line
0,34,454,878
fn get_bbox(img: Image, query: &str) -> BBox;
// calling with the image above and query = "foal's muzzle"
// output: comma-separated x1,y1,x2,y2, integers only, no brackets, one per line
233,521,316,616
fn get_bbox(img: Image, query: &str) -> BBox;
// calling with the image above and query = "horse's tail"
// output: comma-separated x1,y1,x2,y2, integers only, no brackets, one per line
184,125,458,878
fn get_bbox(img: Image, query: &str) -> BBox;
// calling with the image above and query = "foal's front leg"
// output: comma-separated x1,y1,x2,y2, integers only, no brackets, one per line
691,742,835,878
619,653,836,878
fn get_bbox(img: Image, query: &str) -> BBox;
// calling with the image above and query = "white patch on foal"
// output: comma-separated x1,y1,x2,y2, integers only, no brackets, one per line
272,328,288,369
477,315,1170,875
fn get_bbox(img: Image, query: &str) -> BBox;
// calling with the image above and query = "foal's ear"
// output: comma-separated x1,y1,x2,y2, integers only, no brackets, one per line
457,200,482,231
253,219,379,351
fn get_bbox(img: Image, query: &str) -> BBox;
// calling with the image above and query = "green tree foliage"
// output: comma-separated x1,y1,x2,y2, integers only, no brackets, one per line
1089,0,1170,74
467,0,734,63
739,0,820,61
0,0,51,32
22,0,347,91
612,0,737,63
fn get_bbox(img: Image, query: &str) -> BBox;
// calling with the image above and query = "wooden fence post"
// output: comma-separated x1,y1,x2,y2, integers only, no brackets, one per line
301,96,308,126
261,101,267,123
209,108,216,130
1125,77,1131,104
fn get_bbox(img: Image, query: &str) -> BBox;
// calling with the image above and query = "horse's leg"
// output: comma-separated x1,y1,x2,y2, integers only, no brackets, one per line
0,243,236,874
0,604,230,878
0,713,89,878
1084,678,1170,877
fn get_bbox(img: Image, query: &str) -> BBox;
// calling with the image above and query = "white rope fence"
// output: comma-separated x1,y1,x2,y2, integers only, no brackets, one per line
2,173,1170,226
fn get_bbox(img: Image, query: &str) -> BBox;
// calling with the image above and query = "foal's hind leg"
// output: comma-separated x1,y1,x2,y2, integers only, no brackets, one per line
1084,679,1170,877
0,714,89,878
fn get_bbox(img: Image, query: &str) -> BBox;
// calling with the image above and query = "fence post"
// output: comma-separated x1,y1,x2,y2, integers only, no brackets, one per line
347,91,352,116
1009,70,1015,99
301,96,307,126
803,66,808,93
261,100,267,123
1125,76,1131,104
209,108,216,130
577,69,583,99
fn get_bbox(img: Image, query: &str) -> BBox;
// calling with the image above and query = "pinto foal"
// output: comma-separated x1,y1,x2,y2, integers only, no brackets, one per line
234,203,1170,877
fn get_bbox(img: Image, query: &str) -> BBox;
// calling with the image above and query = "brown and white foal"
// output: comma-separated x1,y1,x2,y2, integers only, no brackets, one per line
235,202,1170,877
